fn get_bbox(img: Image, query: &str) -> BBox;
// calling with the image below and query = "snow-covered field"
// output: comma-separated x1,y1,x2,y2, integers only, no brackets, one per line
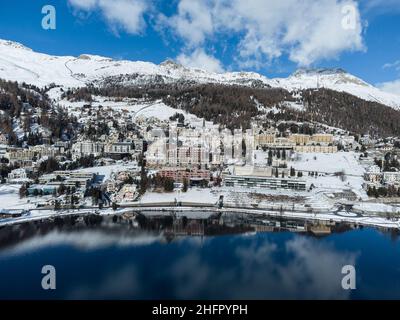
253,151,367,200
289,152,364,175
353,202,400,214
288,152,367,198
0,185,38,210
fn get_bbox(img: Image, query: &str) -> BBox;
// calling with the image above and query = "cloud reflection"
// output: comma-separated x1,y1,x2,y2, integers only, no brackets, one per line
0,230,359,299
0,230,163,256
169,236,357,299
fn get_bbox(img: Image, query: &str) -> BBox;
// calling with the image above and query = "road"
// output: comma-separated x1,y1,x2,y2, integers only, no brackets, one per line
64,59,86,84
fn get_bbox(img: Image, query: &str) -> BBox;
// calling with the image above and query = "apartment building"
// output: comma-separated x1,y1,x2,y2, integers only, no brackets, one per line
158,167,210,183
289,134,311,145
30,145,59,159
146,139,168,167
255,133,336,153
167,144,209,167
39,171,95,189
255,134,276,146
364,165,382,183
223,165,305,191
311,134,334,144
104,142,134,155
5,148,36,165
223,174,306,191
72,141,104,157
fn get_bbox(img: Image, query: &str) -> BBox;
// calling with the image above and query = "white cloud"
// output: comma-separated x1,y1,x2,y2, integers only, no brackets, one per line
161,0,214,47
380,60,400,96
68,0,149,35
162,0,365,67
378,80,400,96
177,48,224,73
383,60,400,71
68,0,97,10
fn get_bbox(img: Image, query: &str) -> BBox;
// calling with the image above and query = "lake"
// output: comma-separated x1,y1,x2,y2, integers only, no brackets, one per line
0,212,399,299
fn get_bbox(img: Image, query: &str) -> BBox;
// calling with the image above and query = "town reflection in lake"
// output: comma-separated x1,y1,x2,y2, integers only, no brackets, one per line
0,212,399,300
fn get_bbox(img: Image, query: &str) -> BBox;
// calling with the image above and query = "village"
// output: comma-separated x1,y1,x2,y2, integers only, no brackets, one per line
1,93,400,228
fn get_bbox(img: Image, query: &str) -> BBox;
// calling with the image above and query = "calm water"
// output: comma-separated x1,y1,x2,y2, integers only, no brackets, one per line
0,214,400,300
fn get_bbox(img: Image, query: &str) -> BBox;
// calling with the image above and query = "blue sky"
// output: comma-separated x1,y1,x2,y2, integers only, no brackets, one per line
0,0,399,93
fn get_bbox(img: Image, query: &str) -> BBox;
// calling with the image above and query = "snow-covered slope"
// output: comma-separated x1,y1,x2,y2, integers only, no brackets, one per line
1,39,400,109
0,40,75,86
276,68,400,109
0,39,274,88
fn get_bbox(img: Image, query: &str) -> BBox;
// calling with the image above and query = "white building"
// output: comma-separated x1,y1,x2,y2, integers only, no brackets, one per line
383,172,400,185
72,141,104,157
363,165,383,189
104,142,134,155
223,165,306,191
114,184,137,202
7,168,31,184
146,138,168,167
223,174,306,191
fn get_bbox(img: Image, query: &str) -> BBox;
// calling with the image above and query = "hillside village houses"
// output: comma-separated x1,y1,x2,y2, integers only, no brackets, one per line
1,41,400,224
142,123,349,195
146,125,338,170
2,90,397,211
146,126,254,168
72,137,143,160
254,132,337,153
4,145,61,166
364,162,400,192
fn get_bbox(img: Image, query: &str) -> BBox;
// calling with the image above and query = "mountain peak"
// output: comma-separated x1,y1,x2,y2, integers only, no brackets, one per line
289,67,372,88
160,59,184,70
0,39,32,52
292,68,348,77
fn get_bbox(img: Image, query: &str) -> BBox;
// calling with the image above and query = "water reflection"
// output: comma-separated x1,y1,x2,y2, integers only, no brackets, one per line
0,211,367,252
58,235,356,300
0,212,399,299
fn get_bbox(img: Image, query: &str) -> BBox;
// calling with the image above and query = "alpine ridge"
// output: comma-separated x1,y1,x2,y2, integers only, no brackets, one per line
0,39,399,109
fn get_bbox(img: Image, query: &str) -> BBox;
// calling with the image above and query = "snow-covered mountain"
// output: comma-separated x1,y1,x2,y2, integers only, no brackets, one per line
275,68,400,109
0,39,273,89
1,39,400,109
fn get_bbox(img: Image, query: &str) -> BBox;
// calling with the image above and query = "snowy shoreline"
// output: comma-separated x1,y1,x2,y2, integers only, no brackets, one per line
1,205,399,230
